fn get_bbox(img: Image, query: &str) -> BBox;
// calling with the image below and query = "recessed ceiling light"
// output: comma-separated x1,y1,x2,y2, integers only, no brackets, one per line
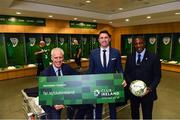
109,21,112,24
86,0,91,3
125,19,129,22
74,18,78,20
48,15,53,18
118,8,123,10
16,12,21,15
146,16,151,19
93,20,97,22
175,12,180,15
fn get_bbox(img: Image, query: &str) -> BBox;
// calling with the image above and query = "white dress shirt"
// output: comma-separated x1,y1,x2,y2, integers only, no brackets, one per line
100,46,109,67
136,48,146,63
53,65,63,76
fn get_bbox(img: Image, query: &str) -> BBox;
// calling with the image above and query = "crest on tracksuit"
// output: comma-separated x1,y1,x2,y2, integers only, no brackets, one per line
10,38,18,47
149,37,156,45
163,37,170,45
45,37,51,46
59,37,64,45
128,38,132,44
29,38,36,46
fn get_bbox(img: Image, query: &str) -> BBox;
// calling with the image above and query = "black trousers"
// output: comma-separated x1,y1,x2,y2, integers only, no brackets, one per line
36,62,44,76
95,103,116,119
75,104,94,119
67,105,93,119
130,96,154,119
75,57,81,67
41,106,62,119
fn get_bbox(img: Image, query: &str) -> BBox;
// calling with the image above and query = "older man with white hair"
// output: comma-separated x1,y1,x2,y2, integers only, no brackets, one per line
41,47,77,119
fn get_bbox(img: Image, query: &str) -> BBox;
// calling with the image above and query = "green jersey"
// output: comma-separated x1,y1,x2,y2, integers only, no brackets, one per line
27,43,39,64
0,35,6,67
82,39,90,58
6,38,25,66
58,41,69,60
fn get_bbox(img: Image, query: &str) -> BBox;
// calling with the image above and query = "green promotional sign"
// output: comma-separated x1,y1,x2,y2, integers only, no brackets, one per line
69,21,97,29
39,73,124,105
0,15,45,26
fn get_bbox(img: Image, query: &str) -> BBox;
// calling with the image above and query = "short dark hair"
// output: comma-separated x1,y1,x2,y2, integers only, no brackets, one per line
133,36,144,43
98,30,111,38
133,36,146,47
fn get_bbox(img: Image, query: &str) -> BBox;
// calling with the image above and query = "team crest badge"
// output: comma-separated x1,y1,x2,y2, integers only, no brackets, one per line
29,38,36,46
45,38,51,46
163,37,170,45
149,37,156,45
128,38,132,44
10,38,18,47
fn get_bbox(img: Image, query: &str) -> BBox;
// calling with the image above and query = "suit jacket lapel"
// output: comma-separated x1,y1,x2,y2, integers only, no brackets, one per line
141,51,149,64
50,65,56,76
107,47,112,69
97,48,104,68
132,53,136,67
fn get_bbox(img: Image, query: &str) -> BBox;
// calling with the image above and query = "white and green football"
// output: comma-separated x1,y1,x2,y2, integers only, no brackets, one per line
129,80,147,97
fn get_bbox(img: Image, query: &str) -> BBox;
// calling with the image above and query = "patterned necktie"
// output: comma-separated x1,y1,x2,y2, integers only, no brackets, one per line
103,49,107,68
137,53,141,65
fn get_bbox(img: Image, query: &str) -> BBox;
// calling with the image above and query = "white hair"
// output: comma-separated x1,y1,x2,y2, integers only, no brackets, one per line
51,48,64,56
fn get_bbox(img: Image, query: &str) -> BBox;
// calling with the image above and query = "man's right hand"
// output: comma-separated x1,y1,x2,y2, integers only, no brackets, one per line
54,105,65,110
122,80,127,87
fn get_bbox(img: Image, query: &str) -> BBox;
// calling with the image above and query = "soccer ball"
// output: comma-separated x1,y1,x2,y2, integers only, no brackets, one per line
129,80,147,97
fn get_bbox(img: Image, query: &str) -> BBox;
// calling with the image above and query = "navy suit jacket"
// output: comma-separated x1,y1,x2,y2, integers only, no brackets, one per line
40,64,77,119
88,47,123,74
125,50,161,100
41,63,77,76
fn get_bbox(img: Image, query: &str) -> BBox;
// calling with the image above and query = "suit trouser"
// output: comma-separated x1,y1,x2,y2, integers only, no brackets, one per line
95,103,116,119
42,105,75,119
75,104,94,119
130,96,154,119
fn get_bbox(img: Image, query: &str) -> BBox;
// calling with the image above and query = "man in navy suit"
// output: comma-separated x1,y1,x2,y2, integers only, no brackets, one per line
88,30,126,119
124,37,161,119
41,47,77,119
